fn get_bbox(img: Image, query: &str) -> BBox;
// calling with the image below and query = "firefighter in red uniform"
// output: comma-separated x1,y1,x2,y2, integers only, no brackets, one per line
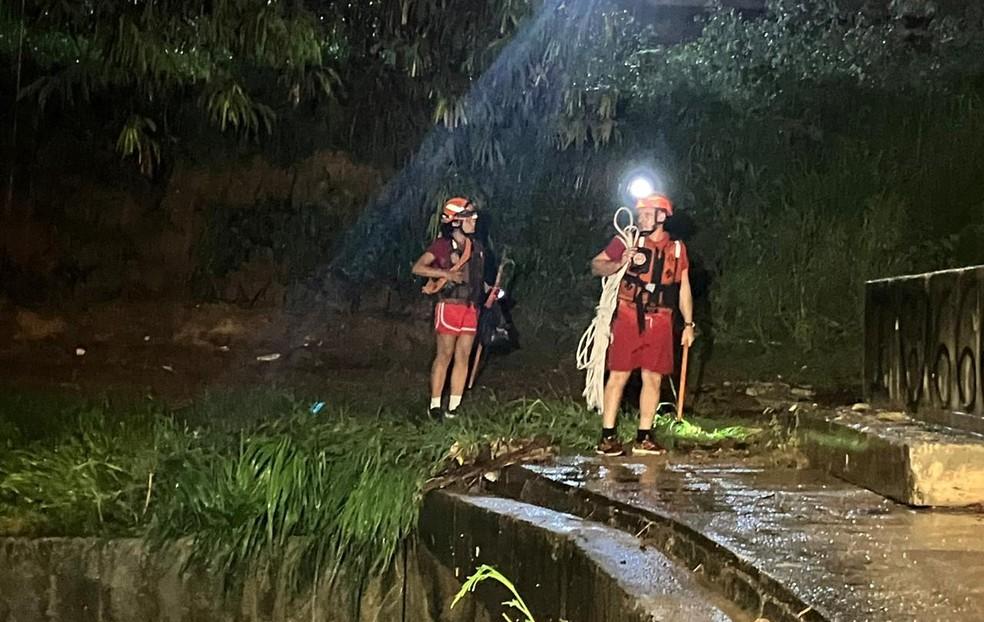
590,193,696,456
412,197,490,421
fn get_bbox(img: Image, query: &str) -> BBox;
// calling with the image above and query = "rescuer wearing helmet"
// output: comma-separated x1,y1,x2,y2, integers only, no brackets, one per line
590,193,696,456
411,197,491,420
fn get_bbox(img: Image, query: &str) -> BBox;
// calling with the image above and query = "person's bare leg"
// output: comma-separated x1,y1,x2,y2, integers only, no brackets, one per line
430,334,457,404
448,334,476,409
603,371,632,429
639,370,663,431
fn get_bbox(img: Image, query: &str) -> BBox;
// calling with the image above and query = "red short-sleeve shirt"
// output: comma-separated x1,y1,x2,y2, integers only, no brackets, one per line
425,238,453,269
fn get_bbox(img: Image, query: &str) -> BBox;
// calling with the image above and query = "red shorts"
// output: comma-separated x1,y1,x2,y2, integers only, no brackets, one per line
607,304,674,374
434,301,478,336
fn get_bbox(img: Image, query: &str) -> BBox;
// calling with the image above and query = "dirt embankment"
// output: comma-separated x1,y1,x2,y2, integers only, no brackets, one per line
2,146,386,306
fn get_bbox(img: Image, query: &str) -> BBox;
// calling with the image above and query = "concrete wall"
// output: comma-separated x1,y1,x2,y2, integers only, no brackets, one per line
0,537,488,622
0,490,713,622
864,265,984,433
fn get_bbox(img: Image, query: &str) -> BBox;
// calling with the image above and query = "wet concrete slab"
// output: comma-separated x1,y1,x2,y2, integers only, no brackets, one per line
497,456,984,622
799,408,984,506
421,491,752,621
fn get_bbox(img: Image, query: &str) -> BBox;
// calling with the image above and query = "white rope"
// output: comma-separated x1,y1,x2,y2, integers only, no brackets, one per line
576,207,639,412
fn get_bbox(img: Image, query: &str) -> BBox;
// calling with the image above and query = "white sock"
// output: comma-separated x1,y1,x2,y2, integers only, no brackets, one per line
448,395,463,411
430,397,442,410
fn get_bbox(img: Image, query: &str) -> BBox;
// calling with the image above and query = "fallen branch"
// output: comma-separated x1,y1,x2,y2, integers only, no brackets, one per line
423,437,553,493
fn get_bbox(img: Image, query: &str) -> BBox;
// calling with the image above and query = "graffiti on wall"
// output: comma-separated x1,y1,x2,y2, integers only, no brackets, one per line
864,266,983,433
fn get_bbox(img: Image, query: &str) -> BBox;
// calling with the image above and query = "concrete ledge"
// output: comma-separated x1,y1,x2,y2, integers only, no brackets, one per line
797,409,984,506
490,467,820,622
0,491,745,622
420,492,746,622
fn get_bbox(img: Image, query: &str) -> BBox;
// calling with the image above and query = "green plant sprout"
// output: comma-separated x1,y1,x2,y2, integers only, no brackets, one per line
451,564,540,622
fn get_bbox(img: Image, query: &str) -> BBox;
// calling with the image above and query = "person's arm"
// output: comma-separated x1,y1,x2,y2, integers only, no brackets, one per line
591,245,633,277
679,269,696,347
412,252,464,282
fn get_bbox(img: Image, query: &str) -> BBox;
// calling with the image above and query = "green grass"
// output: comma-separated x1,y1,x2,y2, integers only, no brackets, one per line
453,565,537,622
0,389,758,591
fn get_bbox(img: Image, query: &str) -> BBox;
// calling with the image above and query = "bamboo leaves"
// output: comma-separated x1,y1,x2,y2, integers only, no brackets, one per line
433,95,469,128
204,82,276,134
6,0,335,174
116,114,161,176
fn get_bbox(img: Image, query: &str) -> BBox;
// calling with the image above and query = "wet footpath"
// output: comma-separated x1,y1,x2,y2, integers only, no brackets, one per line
497,455,984,622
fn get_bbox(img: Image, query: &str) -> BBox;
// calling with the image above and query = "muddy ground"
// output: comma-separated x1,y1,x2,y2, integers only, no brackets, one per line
0,300,862,412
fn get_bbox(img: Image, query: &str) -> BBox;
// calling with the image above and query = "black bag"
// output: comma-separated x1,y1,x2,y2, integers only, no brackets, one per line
478,300,517,353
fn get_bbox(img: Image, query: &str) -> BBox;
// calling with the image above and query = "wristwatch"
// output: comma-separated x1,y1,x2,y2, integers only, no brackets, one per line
684,321,696,328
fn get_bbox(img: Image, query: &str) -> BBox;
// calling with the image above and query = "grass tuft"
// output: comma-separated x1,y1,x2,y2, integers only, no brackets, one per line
0,389,758,590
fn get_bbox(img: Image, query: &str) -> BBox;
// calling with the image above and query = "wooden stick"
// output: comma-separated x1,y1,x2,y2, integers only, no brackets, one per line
675,344,690,421
468,343,483,389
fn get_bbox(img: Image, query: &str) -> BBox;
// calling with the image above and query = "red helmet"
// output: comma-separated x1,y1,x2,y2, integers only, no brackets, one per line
636,193,673,216
441,196,476,223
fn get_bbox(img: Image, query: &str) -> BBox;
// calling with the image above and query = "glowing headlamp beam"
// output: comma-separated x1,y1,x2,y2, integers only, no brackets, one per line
628,176,655,200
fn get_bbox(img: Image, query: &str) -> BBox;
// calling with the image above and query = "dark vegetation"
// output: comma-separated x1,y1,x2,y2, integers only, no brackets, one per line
2,1,981,361
0,389,755,589
2,0,983,594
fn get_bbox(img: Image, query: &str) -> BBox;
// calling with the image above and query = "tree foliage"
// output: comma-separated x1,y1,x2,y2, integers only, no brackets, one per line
1,0,343,173
325,0,644,281
552,0,984,350
0,0,554,174
621,0,984,111
5,0,984,354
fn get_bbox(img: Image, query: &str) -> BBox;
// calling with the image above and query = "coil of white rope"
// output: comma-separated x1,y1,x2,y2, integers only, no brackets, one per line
576,207,639,412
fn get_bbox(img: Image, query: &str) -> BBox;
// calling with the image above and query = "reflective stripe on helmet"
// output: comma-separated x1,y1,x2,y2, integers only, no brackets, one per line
442,196,473,221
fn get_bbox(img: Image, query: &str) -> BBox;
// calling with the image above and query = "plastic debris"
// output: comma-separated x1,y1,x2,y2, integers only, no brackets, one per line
75,347,86,356
256,353,281,362
310,401,325,415
162,365,174,372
